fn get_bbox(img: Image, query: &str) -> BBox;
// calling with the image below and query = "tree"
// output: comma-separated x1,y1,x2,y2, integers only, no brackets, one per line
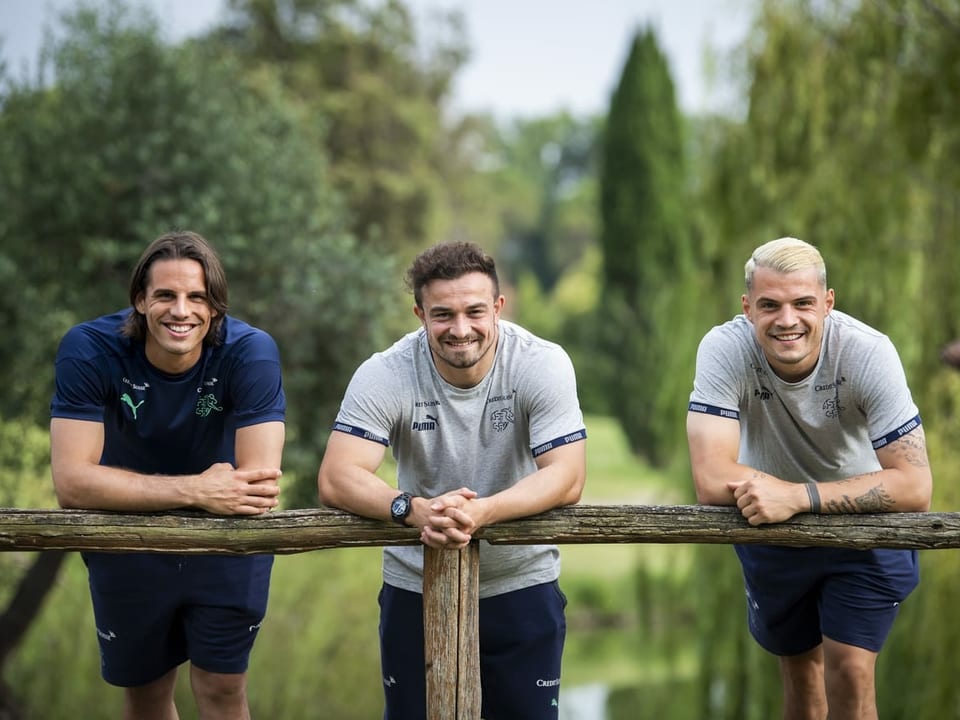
0,1,398,501
485,113,600,294
210,0,468,256
0,419,62,720
597,26,696,465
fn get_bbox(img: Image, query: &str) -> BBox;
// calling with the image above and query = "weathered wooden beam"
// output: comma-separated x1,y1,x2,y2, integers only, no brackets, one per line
3,505,954,720
0,507,418,554
1,505,959,554
423,544,480,720
480,505,960,550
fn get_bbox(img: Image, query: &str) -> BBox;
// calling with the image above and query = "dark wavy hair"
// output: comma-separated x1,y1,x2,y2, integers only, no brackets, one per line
405,242,500,308
121,230,228,346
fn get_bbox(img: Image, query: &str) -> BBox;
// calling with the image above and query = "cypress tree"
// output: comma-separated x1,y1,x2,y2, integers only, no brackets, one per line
598,27,691,465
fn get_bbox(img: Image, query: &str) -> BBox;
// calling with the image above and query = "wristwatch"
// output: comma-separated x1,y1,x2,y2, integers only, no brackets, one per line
390,492,414,526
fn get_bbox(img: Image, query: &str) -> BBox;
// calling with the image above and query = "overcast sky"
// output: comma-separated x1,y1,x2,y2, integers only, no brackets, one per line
1,0,753,117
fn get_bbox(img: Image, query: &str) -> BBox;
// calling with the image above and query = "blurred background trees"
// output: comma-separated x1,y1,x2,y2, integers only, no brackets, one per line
2,0,960,717
598,27,699,467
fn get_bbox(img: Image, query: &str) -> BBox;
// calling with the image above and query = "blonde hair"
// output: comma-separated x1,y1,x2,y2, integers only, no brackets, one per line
745,237,827,292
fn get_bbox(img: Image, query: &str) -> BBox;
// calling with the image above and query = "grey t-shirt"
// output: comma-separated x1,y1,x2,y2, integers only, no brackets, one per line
333,320,586,598
688,310,921,482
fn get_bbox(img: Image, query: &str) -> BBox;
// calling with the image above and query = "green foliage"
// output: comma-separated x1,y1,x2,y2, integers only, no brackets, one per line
492,113,600,292
511,244,612,415
248,550,384,718
213,0,468,254
0,1,399,504
0,416,58,620
0,417,56,508
597,26,699,466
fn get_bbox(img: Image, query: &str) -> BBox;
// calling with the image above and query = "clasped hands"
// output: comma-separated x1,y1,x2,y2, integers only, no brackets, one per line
418,487,484,550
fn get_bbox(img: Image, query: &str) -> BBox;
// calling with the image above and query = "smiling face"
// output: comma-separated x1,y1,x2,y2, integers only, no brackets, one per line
134,258,217,374
414,271,504,388
742,265,835,382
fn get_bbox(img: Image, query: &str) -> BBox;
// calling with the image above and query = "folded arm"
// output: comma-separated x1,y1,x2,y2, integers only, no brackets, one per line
821,426,931,514
50,417,283,515
316,430,395,520
686,411,931,526
422,440,586,547
318,431,586,549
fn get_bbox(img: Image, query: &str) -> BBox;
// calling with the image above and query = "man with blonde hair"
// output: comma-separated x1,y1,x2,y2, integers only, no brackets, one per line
687,236,931,719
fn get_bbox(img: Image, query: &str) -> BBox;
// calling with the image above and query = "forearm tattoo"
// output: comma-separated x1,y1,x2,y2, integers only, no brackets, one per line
824,483,895,514
820,429,929,514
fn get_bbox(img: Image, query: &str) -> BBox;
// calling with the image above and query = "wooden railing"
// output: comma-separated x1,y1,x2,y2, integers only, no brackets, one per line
3,505,960,719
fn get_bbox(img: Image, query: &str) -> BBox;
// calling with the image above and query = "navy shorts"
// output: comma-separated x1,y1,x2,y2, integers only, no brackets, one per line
379,580,567,720
734,545,919,656
82,551,273,687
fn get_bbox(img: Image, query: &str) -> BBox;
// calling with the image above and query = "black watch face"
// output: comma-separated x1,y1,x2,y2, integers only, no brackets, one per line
391,494,410,518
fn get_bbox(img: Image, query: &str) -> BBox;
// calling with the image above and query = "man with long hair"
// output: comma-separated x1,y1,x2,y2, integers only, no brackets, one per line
51,230,285,719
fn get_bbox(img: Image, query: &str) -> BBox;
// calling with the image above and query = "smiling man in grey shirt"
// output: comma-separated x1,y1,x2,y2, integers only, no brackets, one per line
687,236,931,720
318,241,586,720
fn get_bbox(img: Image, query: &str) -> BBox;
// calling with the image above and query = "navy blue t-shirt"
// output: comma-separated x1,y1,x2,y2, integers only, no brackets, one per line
51,311,285,474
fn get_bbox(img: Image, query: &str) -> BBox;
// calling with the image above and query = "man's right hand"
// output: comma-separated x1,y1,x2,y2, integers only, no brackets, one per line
727,476,807,525
418,487,478,549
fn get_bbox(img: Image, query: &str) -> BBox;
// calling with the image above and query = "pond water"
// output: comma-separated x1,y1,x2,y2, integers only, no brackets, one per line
559,682,610,720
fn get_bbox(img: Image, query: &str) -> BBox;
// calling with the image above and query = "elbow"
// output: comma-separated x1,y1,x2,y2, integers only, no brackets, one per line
51,469,72,508
316,468,341,508
316,473,331,507
691,470,711,504
562,471,586,506
692,472,729,506
912,473,933,512
564,482,584,507
50,459,97,509
902,493,931,513
694,485,721,505
890,470,933,512
52,479,83,510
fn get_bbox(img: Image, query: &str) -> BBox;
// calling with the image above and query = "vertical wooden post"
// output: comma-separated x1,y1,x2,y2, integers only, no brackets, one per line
423,541,481,720
456,541,481,716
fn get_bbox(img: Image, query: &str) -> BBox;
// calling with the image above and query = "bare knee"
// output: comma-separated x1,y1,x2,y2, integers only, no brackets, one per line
827,655,874,693
823,637,878,718
190,666,249,720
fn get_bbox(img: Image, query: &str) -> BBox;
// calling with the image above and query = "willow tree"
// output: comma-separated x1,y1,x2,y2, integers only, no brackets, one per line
597,26,695,465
